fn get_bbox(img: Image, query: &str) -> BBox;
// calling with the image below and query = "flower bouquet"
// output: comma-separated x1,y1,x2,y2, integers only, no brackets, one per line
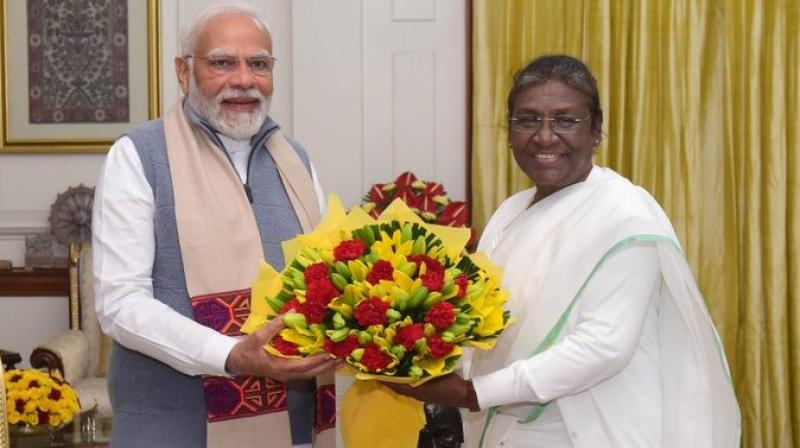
361,172,474,247
4,368,81,429
242,195,510,447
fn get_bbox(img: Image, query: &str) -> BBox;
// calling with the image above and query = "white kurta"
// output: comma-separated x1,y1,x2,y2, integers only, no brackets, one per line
466,166,740,448
92,135,326,377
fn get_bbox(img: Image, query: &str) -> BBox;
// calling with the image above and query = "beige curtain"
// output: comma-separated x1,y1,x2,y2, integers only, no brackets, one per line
471,1,799,447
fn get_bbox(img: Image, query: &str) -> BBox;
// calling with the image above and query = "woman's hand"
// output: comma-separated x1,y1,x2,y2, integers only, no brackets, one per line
384,373,481,412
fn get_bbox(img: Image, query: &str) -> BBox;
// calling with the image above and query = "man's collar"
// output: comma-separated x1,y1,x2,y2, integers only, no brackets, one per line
248,114,281,149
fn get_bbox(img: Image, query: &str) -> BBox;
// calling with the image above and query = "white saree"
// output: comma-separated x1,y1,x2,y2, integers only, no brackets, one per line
465,166,740,448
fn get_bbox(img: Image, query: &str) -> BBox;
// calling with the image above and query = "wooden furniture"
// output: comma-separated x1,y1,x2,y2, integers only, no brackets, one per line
0,270,68,296
0,350,21,370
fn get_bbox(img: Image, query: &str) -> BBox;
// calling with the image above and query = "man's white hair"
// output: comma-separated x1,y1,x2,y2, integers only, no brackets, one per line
179,0,272,56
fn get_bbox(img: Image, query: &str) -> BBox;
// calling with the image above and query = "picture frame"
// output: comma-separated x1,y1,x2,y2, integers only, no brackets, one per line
0,0,161,153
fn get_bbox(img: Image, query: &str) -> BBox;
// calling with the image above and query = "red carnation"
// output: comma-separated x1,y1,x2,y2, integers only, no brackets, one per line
360,344,393,371
455,274,469,298
394,323,425,350
421,269,445,291
407,255,445,291
38,411,49,426
282,298,304,313
306,279,340,304
304,263,331,283
366,260,394,284
428,334,455,359
407,255,444,275
325,335,360,359
334,239,368,262
15,399,25,413
274,336,300,356
425,301,456,330
354,297,390,326
303,300,329,324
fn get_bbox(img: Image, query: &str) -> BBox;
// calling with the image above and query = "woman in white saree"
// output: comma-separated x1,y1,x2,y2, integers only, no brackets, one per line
388,55,740,447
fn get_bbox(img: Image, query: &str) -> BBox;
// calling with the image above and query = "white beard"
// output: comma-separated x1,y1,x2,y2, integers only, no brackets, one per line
187,76,271,141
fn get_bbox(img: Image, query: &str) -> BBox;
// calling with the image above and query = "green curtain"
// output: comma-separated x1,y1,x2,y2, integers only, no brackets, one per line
471,1,799,447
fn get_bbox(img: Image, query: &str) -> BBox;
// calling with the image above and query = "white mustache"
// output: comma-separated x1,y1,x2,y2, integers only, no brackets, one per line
218,89,263,102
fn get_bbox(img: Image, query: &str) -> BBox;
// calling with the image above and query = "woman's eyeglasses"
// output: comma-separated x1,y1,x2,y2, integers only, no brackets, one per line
509,114,592,134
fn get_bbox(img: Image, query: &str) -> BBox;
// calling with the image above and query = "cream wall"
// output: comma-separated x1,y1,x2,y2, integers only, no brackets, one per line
0,0,466,370
0,153,104,367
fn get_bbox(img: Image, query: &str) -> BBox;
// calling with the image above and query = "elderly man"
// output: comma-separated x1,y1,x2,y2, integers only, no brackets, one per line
92,2,337,447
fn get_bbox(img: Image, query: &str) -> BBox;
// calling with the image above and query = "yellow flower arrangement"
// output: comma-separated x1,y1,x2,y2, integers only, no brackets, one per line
3,368,81,428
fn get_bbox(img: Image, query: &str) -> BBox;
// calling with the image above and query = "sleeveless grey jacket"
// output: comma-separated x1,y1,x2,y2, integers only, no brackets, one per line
107,115,316,447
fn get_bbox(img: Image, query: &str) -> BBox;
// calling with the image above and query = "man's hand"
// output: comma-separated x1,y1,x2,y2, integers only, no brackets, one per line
225,318,338,380
385,373,480,412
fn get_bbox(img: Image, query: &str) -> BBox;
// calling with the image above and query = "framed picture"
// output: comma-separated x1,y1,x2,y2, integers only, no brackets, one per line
0,0,161,153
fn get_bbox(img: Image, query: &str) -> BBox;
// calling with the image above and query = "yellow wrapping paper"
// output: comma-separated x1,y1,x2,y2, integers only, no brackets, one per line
341,381,426,448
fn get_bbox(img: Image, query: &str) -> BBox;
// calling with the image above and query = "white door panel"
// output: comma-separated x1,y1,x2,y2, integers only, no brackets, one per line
293,0,466,208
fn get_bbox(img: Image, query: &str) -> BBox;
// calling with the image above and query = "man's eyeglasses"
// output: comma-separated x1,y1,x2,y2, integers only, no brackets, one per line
184,55,276,77
509,114,592,134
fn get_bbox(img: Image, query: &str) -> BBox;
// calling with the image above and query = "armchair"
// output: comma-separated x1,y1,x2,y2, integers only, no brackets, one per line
30,243,112,417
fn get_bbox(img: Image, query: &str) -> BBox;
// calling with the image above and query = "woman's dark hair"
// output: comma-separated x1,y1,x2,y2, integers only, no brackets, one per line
507,55,603,129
